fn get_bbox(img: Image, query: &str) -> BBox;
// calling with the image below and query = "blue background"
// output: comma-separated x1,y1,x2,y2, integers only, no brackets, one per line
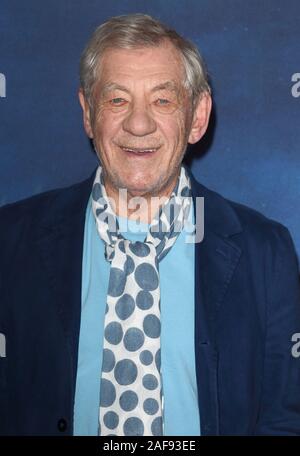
1,0,299,259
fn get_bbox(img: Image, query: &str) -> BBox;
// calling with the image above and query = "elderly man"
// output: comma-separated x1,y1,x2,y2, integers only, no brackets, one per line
0,14,300,437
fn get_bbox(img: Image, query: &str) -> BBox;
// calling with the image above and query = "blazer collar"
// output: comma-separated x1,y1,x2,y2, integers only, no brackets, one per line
36,168,97,394
189,169,243,435
189,169,242,238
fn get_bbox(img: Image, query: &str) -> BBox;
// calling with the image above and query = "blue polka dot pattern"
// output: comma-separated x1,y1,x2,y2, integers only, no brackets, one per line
142,374,158,390
124,256,135,276
114,359,138,385
118,240,125,253
92,183,101,201
119,390,138,411
143,314,161,338
100,379,116,407
92,165,192,436
144,398,159,415
96,206,107,217
104,411,119,429
124,417,144,436
129,241,151,257
155,349,161,373
181,186,190,196
108,268,126,297
140,350,153,366
136,290,153,310
115,294,135,320
104,321,123,345
102,349,116,373
151,416,163,436
135,263,159,291
124,328,145,352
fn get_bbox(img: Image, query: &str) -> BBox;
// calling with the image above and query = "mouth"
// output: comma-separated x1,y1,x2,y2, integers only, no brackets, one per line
120,146,159,157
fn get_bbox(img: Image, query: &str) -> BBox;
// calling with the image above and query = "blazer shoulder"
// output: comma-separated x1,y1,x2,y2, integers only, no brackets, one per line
0,187,61,224
0,172,94,244
191,173,295,250
0,172,94,227
212,189,298,266
229,198,288,236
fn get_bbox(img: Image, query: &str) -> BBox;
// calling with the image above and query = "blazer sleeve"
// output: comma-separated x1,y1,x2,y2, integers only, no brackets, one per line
254,225,300,435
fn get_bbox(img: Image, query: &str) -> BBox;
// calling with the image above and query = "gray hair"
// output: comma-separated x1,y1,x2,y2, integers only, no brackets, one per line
79,13,211,109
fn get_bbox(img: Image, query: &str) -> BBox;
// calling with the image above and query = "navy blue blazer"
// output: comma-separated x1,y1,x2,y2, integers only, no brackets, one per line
0,168,300,436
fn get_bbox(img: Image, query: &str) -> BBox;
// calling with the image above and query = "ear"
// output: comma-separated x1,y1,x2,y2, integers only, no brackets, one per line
78,88,94,139
188,92,212,144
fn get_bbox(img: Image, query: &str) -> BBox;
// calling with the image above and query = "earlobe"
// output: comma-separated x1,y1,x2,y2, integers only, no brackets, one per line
188,93,212,144
78,89,94,139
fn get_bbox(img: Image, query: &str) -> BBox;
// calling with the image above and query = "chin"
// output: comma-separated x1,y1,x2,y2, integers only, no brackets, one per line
124,183,157,197
118,173,161,195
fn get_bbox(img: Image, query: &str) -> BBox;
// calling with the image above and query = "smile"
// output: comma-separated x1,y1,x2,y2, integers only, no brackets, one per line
120,146,159,157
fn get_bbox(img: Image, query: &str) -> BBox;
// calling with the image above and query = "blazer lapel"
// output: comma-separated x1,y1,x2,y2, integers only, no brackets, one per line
190,172,242,435
36,169,96,387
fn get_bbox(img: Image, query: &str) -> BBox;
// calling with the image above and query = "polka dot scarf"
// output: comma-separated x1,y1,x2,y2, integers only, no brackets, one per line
91,164,192,436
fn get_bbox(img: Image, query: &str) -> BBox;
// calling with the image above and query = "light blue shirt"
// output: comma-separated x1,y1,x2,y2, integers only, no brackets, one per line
73,194,201,436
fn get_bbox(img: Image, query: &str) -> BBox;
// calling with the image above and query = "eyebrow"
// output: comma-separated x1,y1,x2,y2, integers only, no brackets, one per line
100,81,180,96
101,83,131,96
150,81,180,93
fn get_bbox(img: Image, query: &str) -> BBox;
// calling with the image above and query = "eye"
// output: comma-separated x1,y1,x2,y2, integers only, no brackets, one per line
153,97,177,114
155,98,171,105
109,97,127,106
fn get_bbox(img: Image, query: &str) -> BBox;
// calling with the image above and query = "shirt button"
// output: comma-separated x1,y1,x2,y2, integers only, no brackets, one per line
57,418,68,432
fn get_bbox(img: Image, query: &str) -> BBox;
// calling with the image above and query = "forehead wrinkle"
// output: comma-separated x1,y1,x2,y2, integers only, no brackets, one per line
101,82,130,95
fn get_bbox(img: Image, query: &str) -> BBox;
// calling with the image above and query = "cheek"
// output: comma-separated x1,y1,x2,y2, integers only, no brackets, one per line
93,110,121,143
159,115,187,149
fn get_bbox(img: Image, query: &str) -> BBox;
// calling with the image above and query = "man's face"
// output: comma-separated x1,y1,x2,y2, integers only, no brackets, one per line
80,41,210,199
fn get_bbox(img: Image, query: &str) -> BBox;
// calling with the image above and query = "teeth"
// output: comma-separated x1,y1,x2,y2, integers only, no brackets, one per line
122,147,156,153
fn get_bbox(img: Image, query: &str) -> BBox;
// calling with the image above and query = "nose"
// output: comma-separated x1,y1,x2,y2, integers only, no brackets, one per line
122,99,157,136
